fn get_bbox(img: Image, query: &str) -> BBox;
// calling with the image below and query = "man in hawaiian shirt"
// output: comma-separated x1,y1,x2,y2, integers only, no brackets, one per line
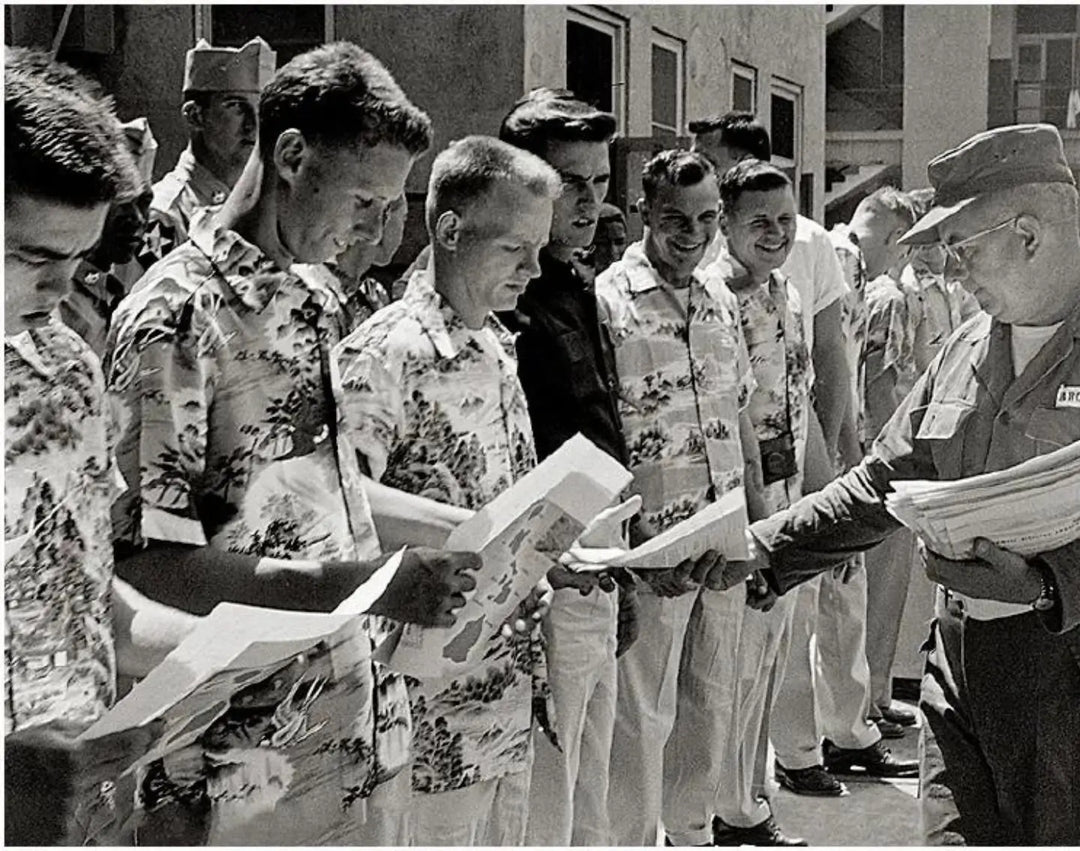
598,150,752,847
682,160,816,847
4,55,197,845
335,135,566,846
497,88,633,847
106,44,478,845
142,37,275,269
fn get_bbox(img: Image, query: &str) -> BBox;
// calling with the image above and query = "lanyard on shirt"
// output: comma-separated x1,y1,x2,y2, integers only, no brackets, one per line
767,275,795,440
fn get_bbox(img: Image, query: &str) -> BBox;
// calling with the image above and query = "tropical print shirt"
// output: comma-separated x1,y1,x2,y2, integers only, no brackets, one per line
140,146,232,271
333,268,543,794
596,241,755,537
829,223,869,405
900,264,981,376
106,213,408,841
292,262,390,333
865,271,923,403
5,318,120,734
712,252,815,514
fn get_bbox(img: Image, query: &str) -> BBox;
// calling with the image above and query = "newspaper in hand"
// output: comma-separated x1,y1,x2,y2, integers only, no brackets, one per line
885,439,1080,559
385,434,633,680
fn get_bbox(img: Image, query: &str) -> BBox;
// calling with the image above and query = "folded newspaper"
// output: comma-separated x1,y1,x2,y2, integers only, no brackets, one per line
885,439,1080,560
385,433,633,679
78,550,404,764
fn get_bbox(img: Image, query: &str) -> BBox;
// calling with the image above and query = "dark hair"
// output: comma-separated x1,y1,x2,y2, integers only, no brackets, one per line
259,42,432,160
5,63,131,207
688,111,771,162
499,87,616,157
5,47,108,101
598,201,626,225
642,149,716,206
426,135,560,235
719,159,791,213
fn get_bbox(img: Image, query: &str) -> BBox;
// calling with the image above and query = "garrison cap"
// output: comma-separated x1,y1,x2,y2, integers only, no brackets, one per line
900,123,1076,245
183,37,276,95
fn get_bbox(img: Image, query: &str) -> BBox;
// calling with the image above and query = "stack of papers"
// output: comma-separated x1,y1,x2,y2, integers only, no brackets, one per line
885,440,1080,559
387,434,632,679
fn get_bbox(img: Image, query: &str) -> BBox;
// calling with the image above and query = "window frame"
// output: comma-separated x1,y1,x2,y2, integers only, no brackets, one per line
194,5,335,50
650,28,685,137
566,5,627,132
769,77,802,175
732,61,758,114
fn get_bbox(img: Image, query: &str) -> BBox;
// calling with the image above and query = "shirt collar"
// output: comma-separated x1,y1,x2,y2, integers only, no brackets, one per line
620,240,706,295
177,145,233,206
5,320,59,379
402,267,514,360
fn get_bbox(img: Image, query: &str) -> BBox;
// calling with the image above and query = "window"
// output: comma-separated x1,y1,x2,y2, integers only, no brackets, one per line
566,6,626,130
770,79,802,202
651,31,684,138
198,5,332,65
1015,33,1078,126
732,62,757,113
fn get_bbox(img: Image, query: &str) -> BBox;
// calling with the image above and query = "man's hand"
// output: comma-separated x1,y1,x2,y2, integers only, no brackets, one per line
745,570,778,612
5,720,162,845
922,537,1043,604
501,576,554,639
369,548,480,626
547,563,617,596
641,549,722,597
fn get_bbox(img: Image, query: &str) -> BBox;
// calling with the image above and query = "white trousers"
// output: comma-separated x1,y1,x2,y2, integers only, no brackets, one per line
771,566,879,770
526,588,618,846
864,528,916,712
409,767,531,846
607,588,698,846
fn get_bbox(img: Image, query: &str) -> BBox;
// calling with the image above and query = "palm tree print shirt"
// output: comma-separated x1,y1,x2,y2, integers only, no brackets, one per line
596,241,755,537
5,318,121,734
333,268,545,794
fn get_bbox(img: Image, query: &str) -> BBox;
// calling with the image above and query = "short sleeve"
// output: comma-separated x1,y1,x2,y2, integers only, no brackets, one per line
108,302,216,550
864,282,915,381
811,226,849,313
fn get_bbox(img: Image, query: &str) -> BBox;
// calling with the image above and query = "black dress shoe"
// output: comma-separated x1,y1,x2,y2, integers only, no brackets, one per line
823,738,919,778
774,761,849,797
712,815,808,846
665,838,712,847
878,703,917,726
872,716,907,739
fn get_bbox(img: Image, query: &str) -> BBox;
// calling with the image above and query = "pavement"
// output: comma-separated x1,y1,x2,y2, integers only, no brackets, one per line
769,699,922,846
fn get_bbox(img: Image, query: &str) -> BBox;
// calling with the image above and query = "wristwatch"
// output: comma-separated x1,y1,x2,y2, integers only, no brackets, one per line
1029,558,1060,613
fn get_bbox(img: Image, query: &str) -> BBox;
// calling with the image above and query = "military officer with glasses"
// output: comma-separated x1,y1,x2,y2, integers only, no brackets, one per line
725,123,1080,845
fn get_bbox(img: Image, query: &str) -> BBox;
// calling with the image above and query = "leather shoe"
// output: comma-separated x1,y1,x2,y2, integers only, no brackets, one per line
878,703,917,726
823,739,918,778
873,717,906,739
774,761,849,797
713,815,808,846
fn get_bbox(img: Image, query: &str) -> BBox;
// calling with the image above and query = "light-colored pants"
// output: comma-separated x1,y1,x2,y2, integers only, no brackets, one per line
865,528,916,712
771,566,880,770
607,588,698,846
410,768,531,846
526,587,618,846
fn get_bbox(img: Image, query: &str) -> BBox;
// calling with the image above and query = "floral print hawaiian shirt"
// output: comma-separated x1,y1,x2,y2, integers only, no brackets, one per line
333,268,544,795
106,212,408,843
712,252,815,514
829,223,869,405
596,241,755,534
5,318,120,735
864,271,924,403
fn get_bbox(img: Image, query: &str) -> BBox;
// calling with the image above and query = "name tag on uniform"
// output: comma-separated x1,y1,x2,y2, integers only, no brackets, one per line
1056,385,1080,408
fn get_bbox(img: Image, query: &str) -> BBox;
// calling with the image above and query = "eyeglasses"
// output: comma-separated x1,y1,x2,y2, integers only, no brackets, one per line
939,217,1018,269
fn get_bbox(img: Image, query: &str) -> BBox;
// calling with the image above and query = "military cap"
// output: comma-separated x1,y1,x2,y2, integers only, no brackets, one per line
183,37,276,95
901,123,1076,245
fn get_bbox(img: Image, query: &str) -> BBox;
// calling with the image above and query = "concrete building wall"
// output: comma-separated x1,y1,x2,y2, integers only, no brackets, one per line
523,5,826,221
902,5,991,189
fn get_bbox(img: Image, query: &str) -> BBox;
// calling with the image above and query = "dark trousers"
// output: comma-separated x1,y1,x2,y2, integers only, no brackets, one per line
919,596,1080,845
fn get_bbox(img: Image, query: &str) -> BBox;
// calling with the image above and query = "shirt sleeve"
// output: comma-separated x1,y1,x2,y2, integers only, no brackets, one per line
864,282,916,382
107,293,217,551
811,226,849,314
334,334,405,486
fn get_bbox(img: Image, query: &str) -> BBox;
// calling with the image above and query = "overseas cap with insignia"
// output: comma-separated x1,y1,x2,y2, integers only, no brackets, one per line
183,37,276,95
900,123,1076,245
119,117,158,187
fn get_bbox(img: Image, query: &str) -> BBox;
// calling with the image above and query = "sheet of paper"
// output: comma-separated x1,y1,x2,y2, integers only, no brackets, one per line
885,440,1080,559
610,487,749,569
386,434,633,679
333,546,405,615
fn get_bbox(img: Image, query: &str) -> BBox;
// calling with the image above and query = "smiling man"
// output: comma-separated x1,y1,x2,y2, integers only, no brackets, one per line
731,124,1080,845
142,37,275,267
106,43,480,845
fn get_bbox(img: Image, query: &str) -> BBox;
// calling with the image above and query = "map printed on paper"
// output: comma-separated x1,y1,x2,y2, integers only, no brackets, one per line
386,434,633,680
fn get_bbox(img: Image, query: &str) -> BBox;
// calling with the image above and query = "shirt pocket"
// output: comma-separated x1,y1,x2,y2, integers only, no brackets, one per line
1024,406,1080,453
913,399,977,479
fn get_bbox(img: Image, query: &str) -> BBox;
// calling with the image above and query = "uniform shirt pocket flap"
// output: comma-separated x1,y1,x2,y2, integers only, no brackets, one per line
915,399,976,441
1025,406,1080,448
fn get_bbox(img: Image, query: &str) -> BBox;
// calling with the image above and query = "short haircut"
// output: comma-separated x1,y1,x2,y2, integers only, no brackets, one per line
5,62,131,207
641,149,716,206
259,42,432,161
598,202,627,225
858,185,917,229
719,159,792,214
499,87,616,157
425,135,561,236
688,111,771,162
